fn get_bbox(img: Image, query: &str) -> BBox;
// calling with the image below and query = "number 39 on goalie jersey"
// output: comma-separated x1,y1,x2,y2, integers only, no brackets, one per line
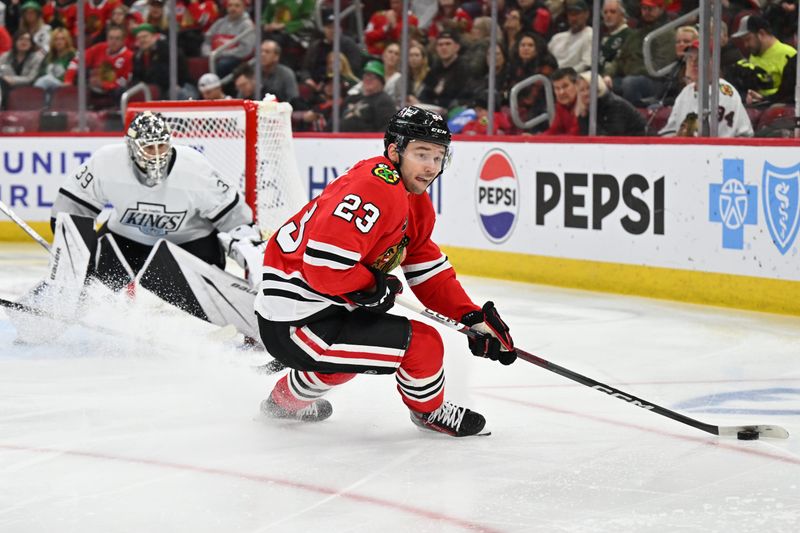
256,155,480,323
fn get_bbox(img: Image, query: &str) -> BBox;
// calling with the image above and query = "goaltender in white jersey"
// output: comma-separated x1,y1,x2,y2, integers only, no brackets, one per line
659,40,753,138
51,111,256,273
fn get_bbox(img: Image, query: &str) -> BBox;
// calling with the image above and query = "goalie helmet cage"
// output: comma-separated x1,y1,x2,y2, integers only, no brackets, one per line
125,99,307,235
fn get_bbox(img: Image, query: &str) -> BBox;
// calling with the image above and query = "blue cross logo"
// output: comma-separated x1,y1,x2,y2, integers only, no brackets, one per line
709,159,758,249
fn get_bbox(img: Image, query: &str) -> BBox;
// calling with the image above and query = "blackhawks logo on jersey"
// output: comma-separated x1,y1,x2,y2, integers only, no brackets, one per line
372,162,400,185
720,83,734,97
373,235,410,273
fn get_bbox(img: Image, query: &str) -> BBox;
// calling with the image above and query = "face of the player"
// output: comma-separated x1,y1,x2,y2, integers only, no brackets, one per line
142,143,170,160
553,76,577,107
393,141,448,195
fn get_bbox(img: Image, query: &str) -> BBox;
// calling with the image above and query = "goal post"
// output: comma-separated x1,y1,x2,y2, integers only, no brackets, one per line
125,99,307,235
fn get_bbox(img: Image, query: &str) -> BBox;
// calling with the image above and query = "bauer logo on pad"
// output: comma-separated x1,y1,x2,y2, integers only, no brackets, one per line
476,149,518,243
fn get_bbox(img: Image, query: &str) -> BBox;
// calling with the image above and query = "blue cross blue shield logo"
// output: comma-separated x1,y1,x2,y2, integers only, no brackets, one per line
762,162,800,255
709,159,757,249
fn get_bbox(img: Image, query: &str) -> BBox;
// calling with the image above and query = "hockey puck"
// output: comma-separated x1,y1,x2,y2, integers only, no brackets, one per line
737,430,760,440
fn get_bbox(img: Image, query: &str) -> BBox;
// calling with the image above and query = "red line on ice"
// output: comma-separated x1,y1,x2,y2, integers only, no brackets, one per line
0,443,501,533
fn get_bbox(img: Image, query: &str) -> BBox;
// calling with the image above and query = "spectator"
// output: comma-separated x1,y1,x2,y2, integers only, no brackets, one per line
542,67,580,135
733,14,797,100
575,71,645,135
19,2,51,53
508,32,557,124
301,10,362,86
198,72,228,99
599,0,629,77
204,0,255,79
292,72,344,132
462,15,497,77
364,0,419,56
606,0,676,106
131,23,193,99
143,0,168,34
548,0,592,72
340,60,398,132
327,52,360,89
42,0,78,37
502,8,522,60
84,0,120,45
427,0,473,41
419,30,471,109
258,39,299,102
34,26,75,91
0,31,46,96
382,42,403,103
404,42,430,105
64,24,132,104
717,21,745,93
261,0,315,64
105,5,141,51
660,40,753,137
233,62,255,98
469,42,510,105
517,0,551,39
176,0,219,57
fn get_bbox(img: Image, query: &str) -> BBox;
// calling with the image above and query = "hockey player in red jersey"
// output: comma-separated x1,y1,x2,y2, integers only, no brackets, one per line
255,106,516,437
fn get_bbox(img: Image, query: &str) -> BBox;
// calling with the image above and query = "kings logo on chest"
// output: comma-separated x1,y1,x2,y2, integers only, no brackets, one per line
121,202,188,237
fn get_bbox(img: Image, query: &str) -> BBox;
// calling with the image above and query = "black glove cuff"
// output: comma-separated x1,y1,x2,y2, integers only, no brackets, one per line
347,268,388,307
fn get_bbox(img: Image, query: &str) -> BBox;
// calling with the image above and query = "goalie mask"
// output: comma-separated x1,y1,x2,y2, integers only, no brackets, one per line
126,111,172,187
384,106,452,178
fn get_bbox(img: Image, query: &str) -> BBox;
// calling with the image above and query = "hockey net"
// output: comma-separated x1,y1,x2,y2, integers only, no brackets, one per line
125,99,307,235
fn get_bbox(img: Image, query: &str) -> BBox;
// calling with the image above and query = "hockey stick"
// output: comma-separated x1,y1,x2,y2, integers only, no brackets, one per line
0,200,52,252
395,296,790,440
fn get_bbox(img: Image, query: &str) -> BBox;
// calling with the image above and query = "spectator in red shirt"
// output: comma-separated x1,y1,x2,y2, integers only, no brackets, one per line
176,0,219,57
542,67,579,135
517,0,551,39
64,23,132,103
42,0,79,38
364,0,419,56
0,26,12,55
84,0,122,45
427,0,473,41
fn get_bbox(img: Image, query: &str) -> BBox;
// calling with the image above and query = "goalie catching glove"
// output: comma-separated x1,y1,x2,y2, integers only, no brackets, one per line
346,267,403,314
218,224,265,271
461,302,516,365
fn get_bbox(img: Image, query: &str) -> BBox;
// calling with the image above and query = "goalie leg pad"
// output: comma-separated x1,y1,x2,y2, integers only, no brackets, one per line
94,233,135,292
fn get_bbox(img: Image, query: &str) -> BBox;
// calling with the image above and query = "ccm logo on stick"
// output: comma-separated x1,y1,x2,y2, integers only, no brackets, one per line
593,385,655,410
536,172,665,235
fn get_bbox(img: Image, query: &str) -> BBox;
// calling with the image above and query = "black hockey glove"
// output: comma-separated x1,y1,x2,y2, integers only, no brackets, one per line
461,301,516,365
347,268,403,314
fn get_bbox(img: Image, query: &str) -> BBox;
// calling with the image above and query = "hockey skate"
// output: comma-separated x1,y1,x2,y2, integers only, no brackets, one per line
260,395,333,422
410,401,489,437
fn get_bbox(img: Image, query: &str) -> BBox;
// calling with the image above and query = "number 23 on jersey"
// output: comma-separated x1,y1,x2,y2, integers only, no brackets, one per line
276,195,381,253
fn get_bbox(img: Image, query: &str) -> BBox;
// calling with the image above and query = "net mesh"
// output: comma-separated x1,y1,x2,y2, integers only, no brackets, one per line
255,101,307,235
135,100,306,235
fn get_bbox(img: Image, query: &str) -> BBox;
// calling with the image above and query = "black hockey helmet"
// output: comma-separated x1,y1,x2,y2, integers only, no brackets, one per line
384,106,452,175
384,106,451,152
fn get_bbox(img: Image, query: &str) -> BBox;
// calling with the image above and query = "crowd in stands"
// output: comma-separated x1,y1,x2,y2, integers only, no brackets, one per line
0,0,797,136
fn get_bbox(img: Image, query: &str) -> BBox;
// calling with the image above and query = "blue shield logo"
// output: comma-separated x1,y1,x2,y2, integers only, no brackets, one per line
762,162,800,255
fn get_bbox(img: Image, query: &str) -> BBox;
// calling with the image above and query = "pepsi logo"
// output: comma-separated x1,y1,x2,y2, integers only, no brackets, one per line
476,149,519,243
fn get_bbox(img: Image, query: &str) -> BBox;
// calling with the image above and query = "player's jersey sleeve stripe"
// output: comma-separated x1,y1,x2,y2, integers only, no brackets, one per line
57,188,103,215
403,255,451,286
303,248,358,270
261,288,320,303
306,240,361,262
262,270,347,303
208,192,240,222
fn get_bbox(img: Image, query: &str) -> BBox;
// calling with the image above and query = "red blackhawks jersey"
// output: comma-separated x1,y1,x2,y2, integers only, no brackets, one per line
256,155,479,323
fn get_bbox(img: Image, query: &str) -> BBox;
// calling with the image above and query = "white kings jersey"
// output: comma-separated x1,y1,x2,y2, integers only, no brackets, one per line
659,79,754,138
52,144,252,245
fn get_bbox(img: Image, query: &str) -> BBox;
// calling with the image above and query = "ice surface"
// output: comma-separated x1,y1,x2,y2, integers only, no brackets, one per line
1,243,799,533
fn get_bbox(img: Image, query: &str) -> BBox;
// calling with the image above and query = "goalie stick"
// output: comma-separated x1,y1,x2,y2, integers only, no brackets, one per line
395,295,790,440
0,199,52,253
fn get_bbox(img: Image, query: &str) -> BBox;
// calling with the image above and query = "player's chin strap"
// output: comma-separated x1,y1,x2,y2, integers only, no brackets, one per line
394,295,790,440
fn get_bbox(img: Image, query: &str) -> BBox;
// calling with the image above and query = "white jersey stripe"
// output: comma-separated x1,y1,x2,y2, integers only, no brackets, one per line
303,253,354,270
405,259,452,287
289,327,402,369
402,254,448,273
